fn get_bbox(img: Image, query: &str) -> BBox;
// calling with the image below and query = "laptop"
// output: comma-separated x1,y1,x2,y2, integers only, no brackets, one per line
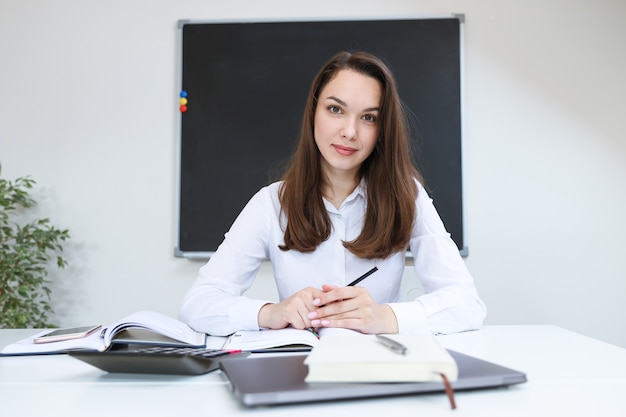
219,350,527,407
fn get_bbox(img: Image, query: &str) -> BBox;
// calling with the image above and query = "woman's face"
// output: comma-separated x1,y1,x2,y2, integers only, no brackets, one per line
314,69,381,180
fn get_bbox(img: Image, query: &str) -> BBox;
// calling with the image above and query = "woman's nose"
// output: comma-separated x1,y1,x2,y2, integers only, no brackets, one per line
341,118,357,140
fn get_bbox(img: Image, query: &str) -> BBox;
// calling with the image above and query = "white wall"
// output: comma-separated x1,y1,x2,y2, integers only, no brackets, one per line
1,1,625,348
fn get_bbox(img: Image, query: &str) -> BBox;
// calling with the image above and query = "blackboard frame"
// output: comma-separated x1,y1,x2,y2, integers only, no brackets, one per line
175,15,468,259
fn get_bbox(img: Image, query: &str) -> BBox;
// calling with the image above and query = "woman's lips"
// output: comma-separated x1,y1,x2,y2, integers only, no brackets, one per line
332,144,357,156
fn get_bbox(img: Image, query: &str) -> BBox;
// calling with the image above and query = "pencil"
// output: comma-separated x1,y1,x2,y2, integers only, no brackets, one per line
347,266,378,286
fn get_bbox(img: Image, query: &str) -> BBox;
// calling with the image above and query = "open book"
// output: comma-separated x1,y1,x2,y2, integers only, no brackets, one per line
304,333,458,383
220,327,358,352
0,310,207,356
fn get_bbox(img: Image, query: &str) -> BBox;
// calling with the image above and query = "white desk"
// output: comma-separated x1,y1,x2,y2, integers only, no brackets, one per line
1,325,626,416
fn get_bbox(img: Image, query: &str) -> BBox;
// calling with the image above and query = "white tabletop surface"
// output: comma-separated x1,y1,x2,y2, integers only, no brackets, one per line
1,325,626,416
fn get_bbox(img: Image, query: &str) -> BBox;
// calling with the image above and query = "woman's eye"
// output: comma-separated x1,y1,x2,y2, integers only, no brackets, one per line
328,105,342,114
362,114,377,123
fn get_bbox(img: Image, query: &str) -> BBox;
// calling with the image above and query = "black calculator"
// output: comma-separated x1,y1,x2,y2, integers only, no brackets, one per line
69,346,249,375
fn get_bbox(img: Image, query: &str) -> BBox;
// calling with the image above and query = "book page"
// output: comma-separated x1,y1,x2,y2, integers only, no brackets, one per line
222,328,319,351
1,311,207,355
103,310,206,347
221,327,361,351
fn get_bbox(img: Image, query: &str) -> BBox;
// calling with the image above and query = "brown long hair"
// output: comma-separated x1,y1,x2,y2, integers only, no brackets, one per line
279,51,421,259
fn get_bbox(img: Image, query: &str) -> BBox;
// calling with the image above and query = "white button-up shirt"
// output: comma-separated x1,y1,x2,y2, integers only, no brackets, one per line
179,180,486,336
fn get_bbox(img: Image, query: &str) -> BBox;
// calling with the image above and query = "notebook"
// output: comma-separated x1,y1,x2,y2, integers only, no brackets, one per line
219,350,527,407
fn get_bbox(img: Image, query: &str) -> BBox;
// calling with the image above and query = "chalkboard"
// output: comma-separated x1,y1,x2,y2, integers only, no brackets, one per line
176,16,467,259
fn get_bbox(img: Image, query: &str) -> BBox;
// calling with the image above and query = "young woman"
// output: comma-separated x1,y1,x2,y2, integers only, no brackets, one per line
179,51,486,336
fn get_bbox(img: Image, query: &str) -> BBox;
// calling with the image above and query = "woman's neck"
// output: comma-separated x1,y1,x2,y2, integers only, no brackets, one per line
322,171,360,209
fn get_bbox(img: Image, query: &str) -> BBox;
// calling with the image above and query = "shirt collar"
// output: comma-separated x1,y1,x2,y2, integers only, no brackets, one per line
323,178,368,213
342,177,367,205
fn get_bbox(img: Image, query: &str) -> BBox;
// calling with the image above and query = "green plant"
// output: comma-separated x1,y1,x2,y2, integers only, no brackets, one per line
0,165,70,328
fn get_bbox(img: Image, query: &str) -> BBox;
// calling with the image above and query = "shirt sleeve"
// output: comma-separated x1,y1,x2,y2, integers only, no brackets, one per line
404,182,487,334
178,186,275,336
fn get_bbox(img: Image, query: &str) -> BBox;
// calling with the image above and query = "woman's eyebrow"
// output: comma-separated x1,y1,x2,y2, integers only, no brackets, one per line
325,95,347,107
325,95,380,112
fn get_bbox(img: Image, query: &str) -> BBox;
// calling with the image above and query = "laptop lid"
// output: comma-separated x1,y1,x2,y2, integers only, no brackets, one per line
220,350,527,407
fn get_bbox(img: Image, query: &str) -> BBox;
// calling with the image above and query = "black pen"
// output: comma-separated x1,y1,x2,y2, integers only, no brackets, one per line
307,267,378,334
347,266,378,286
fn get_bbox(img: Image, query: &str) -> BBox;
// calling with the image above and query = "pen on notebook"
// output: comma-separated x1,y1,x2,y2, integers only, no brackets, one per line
376,334,407,355
347,266,378,286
